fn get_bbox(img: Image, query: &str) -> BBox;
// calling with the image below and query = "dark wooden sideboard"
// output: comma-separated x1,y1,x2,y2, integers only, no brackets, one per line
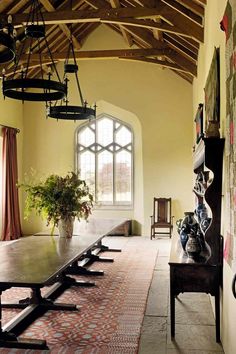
169,138,224,343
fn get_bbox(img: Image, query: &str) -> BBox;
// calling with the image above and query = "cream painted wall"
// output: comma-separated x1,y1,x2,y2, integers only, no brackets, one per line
192,1,236,353
21,24,193,236
0,95,23,130
0,95,24,172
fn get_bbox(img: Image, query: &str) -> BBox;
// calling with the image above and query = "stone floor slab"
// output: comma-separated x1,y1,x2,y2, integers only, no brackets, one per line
167,295,215,325
155,255,170,270
167,324,224,352
138,316,167,354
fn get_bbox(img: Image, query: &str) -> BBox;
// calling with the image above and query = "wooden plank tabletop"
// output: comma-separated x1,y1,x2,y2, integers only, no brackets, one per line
0,219,123,288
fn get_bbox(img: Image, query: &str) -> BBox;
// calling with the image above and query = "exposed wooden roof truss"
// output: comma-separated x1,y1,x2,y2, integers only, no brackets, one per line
0,0,207,83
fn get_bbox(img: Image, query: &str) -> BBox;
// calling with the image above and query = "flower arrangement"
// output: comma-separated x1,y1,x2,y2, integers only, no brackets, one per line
19,171,93,230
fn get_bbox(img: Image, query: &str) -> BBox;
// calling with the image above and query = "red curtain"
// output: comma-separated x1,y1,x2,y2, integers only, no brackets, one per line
1,127,22,241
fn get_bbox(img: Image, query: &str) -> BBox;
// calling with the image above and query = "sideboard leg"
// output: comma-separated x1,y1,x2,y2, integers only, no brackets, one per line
170,291,175,338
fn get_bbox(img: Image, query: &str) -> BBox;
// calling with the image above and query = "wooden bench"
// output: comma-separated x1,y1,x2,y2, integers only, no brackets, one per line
107,219,132,236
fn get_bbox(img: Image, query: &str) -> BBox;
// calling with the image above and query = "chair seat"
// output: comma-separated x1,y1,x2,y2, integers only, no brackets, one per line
152,222,172,228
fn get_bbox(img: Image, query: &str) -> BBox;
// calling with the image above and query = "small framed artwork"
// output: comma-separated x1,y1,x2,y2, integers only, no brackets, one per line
195,103,204,143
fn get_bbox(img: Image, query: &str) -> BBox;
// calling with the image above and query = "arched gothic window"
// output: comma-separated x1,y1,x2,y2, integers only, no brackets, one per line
76,114,133,207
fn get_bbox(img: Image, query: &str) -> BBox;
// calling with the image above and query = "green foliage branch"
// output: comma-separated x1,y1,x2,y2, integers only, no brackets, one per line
19,171,93,228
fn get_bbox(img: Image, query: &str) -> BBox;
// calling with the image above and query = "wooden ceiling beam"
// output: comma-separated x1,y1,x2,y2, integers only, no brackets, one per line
0,7,163,25
0,0,203,84
120,25,134,47
121,56,191,74
159,6,203,43
0,0,10,12
2,5,203,43
43,26,68,53
166,49,197,76
74,22,100,43
152,1,163,55
107,22,148,48
38,0,81,49
163,33,198,60
169,33,200,50
101,5,202,53
167,41,198,62
162,0,203,24
26,25,63,56
84,0,108,8
88,0,204,46
0,5,193,25
122,0,143,7
110,0,120,8
133,0,156,7
110,0,133,47
16,46,196,76
153,17,163,45
123,25,159,47
174,0,204,16
18,47,170,61
101,17,199,41
2,60,59,78
4,50,196,79
0,0,29,14
194,0,206,5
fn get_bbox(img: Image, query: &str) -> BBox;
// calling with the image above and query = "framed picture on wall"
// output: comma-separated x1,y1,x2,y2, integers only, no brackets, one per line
195,103,204,143
204,47,220,137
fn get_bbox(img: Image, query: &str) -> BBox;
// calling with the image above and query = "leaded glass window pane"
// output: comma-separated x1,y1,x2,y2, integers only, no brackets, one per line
79,151,95,195
115,151,131,202
97,151,113,202
115,126,131,147
97,118,113,146
76,115,133,206
78,127,95,147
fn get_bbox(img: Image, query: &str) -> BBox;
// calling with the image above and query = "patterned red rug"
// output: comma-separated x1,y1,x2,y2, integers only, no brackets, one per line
1,237,158,353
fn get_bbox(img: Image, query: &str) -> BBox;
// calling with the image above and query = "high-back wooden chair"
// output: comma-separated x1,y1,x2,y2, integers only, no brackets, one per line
150,198,173,239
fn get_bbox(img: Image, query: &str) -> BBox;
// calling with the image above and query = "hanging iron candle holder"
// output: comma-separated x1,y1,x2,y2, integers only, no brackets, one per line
0,16,15,64
2,0,67,102
47,27,96,121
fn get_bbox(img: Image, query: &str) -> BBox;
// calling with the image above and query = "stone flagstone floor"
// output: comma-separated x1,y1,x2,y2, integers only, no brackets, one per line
138,237,225,354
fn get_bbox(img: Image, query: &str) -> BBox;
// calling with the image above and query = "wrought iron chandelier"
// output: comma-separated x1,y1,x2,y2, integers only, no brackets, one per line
0,16,15,64
2,0,67,102
47,25,96,121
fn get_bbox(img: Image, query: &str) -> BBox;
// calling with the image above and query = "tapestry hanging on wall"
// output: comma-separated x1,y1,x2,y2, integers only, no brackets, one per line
221,0,236,271
204,47,220,138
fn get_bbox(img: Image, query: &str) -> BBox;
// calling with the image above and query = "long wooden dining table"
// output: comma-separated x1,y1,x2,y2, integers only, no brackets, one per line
0,219,122,349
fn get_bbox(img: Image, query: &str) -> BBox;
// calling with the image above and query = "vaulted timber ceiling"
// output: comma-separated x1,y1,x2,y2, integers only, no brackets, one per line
0,0,206,84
